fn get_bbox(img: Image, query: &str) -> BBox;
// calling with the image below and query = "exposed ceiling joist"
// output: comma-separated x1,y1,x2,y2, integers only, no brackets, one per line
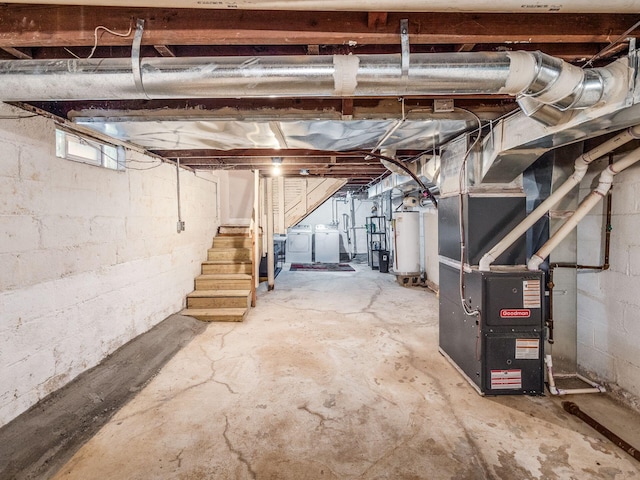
5,4,637,193
0,6,637,48
0,46,32,59
153,45,175,57
154,148,424,160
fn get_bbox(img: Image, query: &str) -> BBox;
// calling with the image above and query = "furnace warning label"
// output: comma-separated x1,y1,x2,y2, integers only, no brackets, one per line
490,369,522,390
523,280,541,308
515,338,540,360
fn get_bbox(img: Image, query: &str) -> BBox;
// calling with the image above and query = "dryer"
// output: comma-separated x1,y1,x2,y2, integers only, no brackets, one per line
286,225,313,263
314,224,340,263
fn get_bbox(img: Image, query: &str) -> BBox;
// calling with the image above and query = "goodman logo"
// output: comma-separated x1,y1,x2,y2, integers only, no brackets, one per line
500,309,531,318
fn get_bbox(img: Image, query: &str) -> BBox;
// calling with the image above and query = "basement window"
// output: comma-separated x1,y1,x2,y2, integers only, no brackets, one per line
56,129,125,171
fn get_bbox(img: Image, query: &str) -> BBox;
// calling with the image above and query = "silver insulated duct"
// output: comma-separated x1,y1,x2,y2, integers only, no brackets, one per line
0,51,615,116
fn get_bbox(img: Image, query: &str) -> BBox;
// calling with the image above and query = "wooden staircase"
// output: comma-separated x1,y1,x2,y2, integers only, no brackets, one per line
181,226,254,322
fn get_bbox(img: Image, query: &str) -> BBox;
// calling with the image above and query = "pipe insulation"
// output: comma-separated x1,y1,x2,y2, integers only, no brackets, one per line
528,145,640,270
478,125,640,271
0,52,612,108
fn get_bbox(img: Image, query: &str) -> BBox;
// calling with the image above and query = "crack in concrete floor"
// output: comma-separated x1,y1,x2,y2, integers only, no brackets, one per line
47,265,640,480
223,415,257,480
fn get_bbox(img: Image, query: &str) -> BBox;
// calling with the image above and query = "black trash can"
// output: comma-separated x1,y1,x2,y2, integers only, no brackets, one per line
378,250,389,273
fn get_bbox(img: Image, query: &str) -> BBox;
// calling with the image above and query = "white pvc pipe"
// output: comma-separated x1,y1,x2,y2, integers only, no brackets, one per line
528,145,640,270
545,355,606,395
7,0,640,13
478,125,640,271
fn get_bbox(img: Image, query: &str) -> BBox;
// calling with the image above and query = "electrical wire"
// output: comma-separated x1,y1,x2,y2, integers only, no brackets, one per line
65,22,134,60
456,107,483,318
582,18,640,68
363,150,438,208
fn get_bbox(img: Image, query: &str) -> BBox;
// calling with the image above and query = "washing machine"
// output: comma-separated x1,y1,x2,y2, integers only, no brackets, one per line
286,225,313,263
314,224,340,263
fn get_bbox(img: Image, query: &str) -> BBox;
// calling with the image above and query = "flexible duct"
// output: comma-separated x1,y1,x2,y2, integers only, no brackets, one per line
478,125,640,271
528,144,640,270
0,52,612,110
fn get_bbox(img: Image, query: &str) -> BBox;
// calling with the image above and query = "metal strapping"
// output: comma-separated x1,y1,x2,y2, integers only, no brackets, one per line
401,19,410,78
132,18,149,99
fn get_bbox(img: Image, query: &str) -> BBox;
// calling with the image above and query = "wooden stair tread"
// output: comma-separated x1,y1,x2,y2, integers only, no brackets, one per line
187,289,250,298
180,308,248,322
202,260,252,265
182,308,247,314
196,274,251,280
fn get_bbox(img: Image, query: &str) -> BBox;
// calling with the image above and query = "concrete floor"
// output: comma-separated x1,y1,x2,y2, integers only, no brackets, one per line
50,265,640,479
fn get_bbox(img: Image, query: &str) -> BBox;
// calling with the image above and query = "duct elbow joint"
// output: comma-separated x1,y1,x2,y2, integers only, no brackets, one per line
514,51,605,123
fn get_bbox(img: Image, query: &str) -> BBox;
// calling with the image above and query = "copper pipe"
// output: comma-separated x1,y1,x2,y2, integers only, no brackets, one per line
563,402,640,462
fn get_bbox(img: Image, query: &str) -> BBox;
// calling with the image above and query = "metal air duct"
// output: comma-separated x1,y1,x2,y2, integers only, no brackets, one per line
0,52,614,114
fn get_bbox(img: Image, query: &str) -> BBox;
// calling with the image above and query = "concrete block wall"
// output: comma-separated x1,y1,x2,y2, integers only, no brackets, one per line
577,155,640,406
0,103,221,425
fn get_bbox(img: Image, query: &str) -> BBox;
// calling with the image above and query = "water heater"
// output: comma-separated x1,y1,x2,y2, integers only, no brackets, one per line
393,211,420,275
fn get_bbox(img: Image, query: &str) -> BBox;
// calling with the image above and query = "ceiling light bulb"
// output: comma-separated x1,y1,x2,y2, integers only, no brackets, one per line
272,156,283,176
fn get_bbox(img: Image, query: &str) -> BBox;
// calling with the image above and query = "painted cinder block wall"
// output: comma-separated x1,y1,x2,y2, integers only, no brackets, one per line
0,103,221,425
577,154,640,407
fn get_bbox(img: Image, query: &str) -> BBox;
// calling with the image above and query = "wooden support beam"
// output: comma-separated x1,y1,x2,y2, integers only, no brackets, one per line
252,168,259,307
153,45,175,57
154,148,423,159
266,177,275,291
457,43,476,52
368,12,388,29
0,6,637,48
342,98,354,118
1,46,32,59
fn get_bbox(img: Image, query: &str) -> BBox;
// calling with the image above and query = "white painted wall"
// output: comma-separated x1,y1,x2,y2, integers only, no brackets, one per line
0,103,220,425
577,155,640,406
304,196,376,258
225,171,254,225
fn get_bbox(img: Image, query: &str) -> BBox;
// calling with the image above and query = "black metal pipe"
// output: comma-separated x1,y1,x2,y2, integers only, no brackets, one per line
550,152,614,272
362,151,438,208
546,153,615,346
547,267,555,344
563,401,640,462
602,152,614,269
